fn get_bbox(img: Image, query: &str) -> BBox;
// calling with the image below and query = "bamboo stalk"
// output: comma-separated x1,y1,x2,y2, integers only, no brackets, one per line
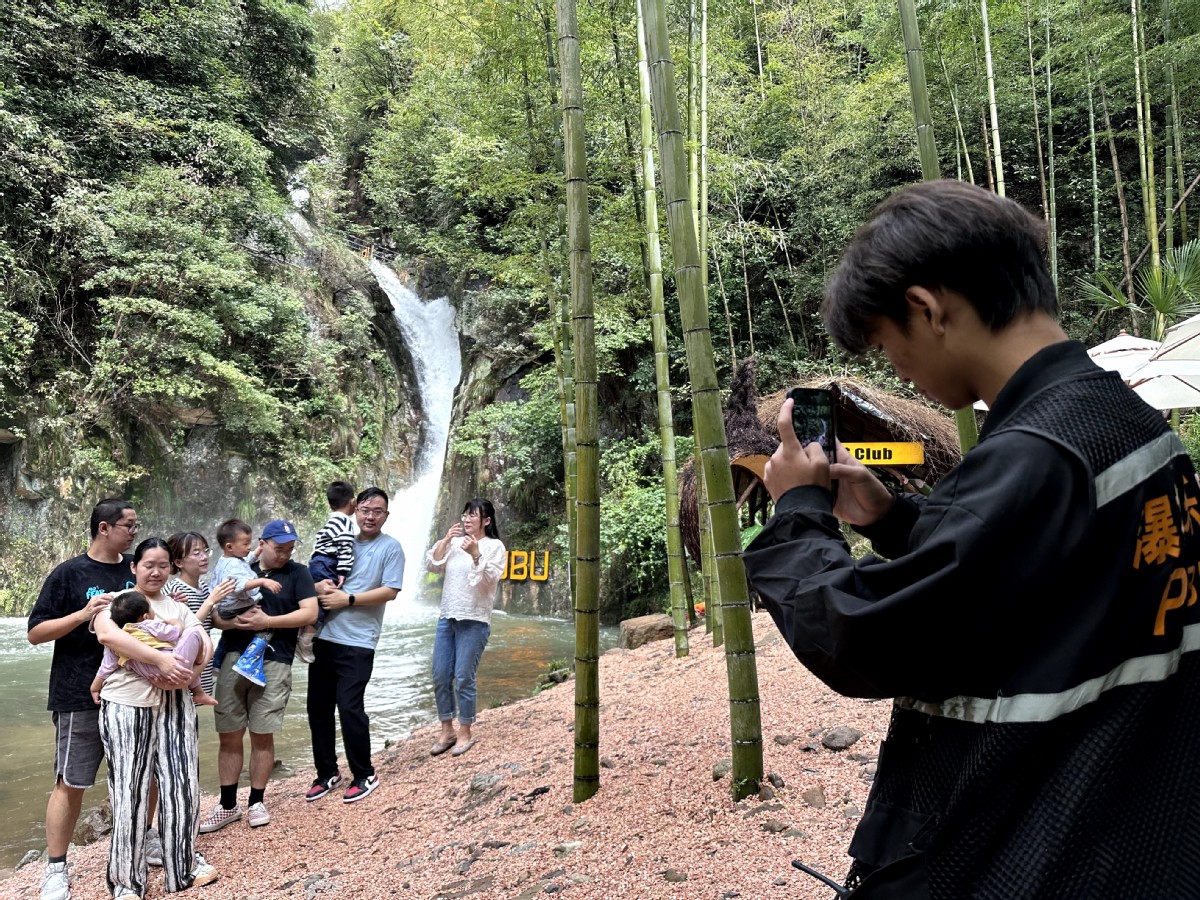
1044,0,1057,290
981,0,1006,196
637,5,689,658
899,0,980,452
557,0,601,804
641,0,763,800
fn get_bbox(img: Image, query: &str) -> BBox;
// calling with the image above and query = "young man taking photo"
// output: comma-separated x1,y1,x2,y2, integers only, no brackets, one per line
745,180,1200,897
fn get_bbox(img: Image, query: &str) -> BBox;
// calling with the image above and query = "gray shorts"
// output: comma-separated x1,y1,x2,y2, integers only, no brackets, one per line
213,657,293,734
53,708,104,789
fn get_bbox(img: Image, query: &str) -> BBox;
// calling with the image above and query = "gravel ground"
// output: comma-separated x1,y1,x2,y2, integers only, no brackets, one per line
1,613,889,900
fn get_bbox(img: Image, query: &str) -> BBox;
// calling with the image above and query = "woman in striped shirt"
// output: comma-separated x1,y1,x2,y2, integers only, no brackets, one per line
166,531,234,697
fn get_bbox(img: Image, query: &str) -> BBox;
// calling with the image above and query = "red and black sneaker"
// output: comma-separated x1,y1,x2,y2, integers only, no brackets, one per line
343,774,379,803
305,772,342,802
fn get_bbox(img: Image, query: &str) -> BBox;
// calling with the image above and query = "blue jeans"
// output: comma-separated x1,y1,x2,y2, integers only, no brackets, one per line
432,618,490,725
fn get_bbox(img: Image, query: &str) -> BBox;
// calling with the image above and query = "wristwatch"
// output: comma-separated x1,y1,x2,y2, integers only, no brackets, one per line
347,594,357,606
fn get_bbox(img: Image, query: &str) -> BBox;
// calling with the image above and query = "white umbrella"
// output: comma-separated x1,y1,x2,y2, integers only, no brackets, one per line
1085,331,1161,379
973,332,1161,411
1146,312,1200,362
1119,315,1200,409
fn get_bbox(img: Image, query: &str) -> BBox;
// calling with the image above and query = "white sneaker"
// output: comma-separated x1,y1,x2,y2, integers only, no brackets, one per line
197,804,242,833
188,853,219,888
40,862,69,900
295,631,315,664
247,801,270,827
145,827,163,867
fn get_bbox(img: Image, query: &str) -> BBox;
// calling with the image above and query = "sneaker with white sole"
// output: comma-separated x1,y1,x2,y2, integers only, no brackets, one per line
40,861,69,900
247,801,270,827
145,827,163,867
114,887,141,900
342,773,379,803
305,772,341,801
187,854,219,888
198,804,242,833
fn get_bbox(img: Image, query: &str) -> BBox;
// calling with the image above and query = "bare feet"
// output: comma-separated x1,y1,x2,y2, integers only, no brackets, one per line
193,689,218,707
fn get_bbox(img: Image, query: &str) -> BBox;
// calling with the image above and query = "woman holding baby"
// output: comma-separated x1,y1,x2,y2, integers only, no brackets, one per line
93,537,221,897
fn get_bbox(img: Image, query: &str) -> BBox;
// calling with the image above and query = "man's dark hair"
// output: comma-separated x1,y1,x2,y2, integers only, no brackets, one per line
216,519,252,548
356,486,389,507
327,481,357,510
91,498,134,539
823,180,1058,353
109,590,150,627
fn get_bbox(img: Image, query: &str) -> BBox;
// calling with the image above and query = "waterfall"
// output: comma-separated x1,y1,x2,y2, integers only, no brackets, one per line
368,259,462,614
285,185,460,613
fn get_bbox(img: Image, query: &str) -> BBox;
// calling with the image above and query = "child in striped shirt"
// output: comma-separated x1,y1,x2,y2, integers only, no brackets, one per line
295,481,357,663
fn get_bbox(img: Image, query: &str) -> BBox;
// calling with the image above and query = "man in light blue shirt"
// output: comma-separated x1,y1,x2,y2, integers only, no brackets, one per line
305,487,405,804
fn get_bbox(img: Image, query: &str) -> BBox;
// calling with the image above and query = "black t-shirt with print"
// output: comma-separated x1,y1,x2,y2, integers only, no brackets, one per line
28,553,134,712
215,559,316,665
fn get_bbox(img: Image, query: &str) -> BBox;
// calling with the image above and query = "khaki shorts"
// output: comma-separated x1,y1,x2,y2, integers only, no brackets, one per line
213,656,293,734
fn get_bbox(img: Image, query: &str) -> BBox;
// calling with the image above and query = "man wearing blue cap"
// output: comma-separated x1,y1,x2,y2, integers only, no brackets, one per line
200,520,317,833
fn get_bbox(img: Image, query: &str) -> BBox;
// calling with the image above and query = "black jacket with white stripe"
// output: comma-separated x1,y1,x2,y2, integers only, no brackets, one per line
744,341,1200,898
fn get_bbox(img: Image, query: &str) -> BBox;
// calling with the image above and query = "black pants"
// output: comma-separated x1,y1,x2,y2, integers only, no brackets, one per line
307,638,376,781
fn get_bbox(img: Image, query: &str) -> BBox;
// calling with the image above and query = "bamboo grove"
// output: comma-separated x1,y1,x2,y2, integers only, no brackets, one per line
324,0,1197,800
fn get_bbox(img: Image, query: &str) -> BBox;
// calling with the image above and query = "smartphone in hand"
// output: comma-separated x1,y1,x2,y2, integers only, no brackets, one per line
787,386,838,468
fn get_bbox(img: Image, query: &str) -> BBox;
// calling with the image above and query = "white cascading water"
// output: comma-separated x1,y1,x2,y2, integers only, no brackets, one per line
368,259,462,614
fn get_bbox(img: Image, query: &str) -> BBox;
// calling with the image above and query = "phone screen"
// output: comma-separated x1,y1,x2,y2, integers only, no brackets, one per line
787,387,837,465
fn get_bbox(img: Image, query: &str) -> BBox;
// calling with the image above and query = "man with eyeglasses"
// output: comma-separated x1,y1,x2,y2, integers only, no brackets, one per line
305,487,405,804
28,499,192,900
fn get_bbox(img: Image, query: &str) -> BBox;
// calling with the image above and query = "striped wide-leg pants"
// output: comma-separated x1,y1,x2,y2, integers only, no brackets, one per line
100,690,201,894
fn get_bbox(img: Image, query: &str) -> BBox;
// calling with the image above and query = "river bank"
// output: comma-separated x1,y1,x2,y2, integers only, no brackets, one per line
0,613,889,900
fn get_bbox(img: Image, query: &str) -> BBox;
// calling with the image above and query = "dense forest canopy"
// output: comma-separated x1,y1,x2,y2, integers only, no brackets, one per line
2,0,1198,614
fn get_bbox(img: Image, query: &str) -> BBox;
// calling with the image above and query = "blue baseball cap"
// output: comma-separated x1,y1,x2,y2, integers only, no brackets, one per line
261,520,299,543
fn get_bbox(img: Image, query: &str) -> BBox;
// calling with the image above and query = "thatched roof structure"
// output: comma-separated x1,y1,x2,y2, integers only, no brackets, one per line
677,361,962,563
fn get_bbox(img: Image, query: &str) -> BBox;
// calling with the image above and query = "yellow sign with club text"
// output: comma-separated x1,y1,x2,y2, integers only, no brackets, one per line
842,443,925,465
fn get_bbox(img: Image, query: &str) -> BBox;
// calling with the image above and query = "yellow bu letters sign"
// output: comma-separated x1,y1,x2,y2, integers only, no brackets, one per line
841,443,925,465
502,551,550,581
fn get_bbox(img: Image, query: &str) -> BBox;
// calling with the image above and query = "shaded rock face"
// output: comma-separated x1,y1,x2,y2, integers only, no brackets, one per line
618,614,675,650
0,267,420,616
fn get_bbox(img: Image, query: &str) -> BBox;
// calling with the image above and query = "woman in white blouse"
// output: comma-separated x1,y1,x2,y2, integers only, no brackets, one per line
426,498,507,757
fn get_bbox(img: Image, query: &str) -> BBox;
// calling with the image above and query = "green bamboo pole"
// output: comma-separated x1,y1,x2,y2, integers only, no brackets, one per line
1167,109,1175,251
700,0,709,298
981,0,1006,197
1138,5,1160,273
1024,7,1049,218
557,0,600,804
637,7,689,658
688,1,700,233
1044,2,1058,290
1163,0,1186,243
899,0,979,451
641,0,762,801
1130,0,1159,274
1087,71,1101,271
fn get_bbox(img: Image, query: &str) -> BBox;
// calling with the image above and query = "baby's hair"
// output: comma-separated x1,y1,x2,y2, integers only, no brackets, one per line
216,519,252,548
327,481,356,510
110,590,150,628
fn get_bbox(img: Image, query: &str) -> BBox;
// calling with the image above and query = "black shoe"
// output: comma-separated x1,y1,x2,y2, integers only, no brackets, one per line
343,774,379,803
305,772,342,802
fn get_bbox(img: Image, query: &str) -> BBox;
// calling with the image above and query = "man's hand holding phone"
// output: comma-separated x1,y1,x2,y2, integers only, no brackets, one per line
766,395,895,527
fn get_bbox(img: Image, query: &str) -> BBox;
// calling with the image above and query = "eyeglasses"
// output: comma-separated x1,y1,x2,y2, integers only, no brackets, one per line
189,548,211,558
358,506,389,518
111,522,140,535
